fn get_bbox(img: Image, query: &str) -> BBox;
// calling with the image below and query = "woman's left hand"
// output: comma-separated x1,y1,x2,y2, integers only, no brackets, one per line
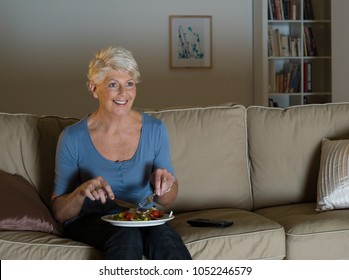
151,169,175,196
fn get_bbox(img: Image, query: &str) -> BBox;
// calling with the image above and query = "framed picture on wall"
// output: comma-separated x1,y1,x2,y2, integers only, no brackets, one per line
169,15,212,68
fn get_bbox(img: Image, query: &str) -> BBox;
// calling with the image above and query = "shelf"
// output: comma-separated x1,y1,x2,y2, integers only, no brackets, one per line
254,0,332,108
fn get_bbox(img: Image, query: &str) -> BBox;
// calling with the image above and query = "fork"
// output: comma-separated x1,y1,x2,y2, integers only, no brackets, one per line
137,193,157,210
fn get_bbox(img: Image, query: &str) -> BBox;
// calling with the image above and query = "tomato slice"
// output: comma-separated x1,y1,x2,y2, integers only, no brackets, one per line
149,210,160,218
149,210,165,219
126,213,134,221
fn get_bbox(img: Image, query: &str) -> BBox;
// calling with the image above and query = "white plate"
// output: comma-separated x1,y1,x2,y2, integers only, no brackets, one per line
101,214,175,227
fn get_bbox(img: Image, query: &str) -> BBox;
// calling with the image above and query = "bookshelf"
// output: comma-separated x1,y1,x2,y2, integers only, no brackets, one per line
253,0,332,108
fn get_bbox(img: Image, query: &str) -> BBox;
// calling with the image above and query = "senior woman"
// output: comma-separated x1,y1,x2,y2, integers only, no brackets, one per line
51,46,191,260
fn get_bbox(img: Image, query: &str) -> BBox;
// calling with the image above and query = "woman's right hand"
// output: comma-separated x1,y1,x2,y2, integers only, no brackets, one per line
78,176,115,204
51,176,114,223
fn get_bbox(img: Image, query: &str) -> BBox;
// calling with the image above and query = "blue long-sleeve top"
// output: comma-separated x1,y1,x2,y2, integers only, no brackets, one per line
53,112,174,222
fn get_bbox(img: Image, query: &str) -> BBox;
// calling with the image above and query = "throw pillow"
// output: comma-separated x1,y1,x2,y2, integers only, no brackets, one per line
316,138,349,211
0,170,62,235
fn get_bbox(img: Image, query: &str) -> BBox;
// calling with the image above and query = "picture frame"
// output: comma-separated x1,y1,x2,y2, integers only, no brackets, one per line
169,15,212,68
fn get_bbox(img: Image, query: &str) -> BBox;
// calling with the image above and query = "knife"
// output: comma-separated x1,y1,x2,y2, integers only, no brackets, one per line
113,197,137,209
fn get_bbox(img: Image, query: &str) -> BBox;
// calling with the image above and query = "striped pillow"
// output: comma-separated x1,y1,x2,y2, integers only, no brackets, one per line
316,138,349,211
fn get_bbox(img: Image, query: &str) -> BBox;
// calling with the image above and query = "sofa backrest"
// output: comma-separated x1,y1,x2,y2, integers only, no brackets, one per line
247,103,349,210
146,105,252,212
0,105,252,213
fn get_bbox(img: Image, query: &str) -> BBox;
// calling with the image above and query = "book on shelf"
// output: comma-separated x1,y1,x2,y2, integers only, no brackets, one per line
268,27,281,56
268,0,275,20
304,0,315,20
268,28,274,56
281,36,290,57
289,37,301,57
268,0,297,20
275,0,282,20
268,61,301,93
268,28,301,57
303,34,308,56
277,29,283,56
284,0,297,20
303,62,312,93
304,26,318,56
288,62,301,93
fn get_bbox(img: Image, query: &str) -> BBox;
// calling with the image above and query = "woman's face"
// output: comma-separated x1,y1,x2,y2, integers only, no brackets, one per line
93,69,137,116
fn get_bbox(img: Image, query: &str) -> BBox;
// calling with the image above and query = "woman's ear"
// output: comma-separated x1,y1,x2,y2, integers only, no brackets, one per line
87,81,98,98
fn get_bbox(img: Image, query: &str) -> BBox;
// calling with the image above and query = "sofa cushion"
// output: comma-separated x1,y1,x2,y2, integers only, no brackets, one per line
0,113,40,187
247,104,349,209
255,203,349,259
169,208,285,259
0,231,102,259
146,105,252,212
0,113,78,206
0,170,62,235
316,138,349,211
36,116,78,205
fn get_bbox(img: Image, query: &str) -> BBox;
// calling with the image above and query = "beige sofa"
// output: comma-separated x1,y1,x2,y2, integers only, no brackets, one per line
1,103,349,260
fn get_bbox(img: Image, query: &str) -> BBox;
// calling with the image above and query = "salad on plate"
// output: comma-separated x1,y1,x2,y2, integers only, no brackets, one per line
108,207,167,221
101,207,174,227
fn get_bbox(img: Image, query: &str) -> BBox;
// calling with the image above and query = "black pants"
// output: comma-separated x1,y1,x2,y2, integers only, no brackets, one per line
64,213,192,260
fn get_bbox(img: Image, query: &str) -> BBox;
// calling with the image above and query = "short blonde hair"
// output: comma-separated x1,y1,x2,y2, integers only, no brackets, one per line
87,46,141,85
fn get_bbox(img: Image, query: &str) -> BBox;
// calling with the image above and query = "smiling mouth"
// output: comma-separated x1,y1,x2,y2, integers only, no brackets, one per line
113,100,128,105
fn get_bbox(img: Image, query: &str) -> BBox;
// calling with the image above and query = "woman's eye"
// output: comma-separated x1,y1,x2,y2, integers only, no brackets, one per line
108,82,118,88
126,82,135,88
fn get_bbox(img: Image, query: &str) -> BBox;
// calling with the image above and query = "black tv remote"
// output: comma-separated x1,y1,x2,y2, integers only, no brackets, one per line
187,218,234,227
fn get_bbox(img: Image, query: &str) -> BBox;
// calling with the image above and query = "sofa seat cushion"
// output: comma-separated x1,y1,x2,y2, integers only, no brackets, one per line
0,231,102,259
255,203,349,259
169,208,285,259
